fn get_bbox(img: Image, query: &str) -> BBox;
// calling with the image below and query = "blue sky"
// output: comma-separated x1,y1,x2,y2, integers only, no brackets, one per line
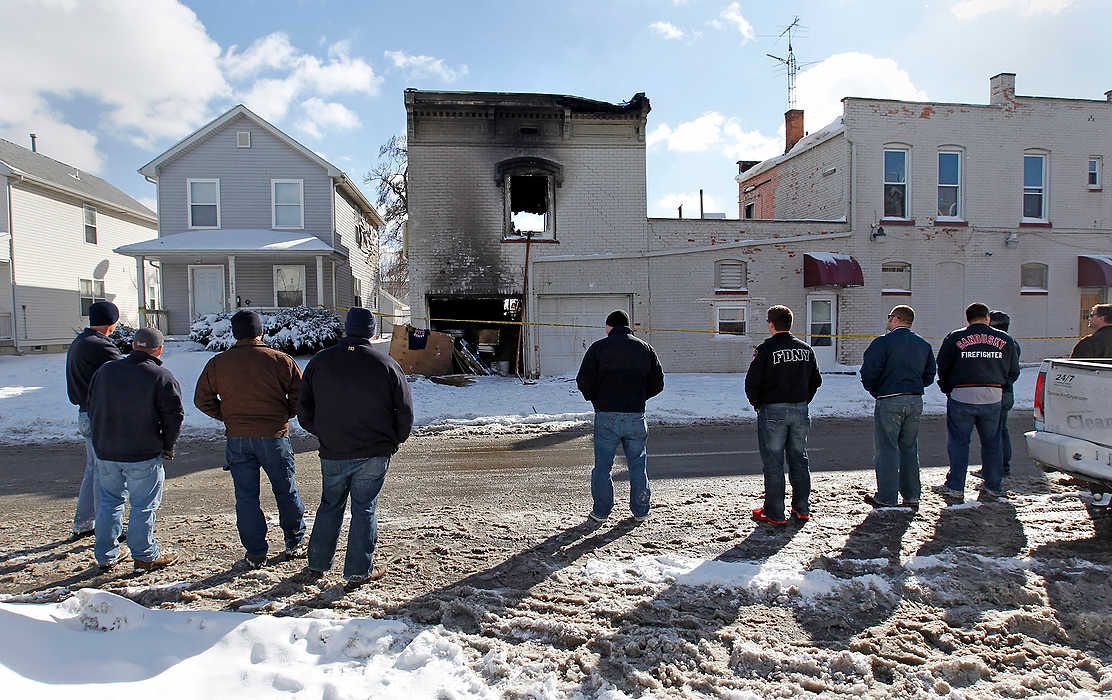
1,0,1107,221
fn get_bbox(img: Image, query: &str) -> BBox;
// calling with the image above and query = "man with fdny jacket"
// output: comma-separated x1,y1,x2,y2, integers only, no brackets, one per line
87,328,183,572
297,308,413,587
576,309,665,523
935,302,1021,500
745,305,822,525
859,305,936,508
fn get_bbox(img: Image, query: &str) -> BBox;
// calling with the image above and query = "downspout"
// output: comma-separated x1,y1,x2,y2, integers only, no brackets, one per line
7,178,21,354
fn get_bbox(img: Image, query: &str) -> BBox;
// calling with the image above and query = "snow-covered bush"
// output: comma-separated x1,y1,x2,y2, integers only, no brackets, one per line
189,307,343,355
109,324,137,353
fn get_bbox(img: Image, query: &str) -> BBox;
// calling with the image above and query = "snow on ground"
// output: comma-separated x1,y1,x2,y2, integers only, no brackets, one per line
0,339,1039,444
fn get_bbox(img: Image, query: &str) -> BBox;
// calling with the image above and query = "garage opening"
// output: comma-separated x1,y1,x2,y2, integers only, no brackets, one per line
426,295,522,374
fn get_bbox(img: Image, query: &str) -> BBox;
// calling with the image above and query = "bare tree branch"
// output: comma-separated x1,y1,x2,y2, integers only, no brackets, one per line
364,135,409,299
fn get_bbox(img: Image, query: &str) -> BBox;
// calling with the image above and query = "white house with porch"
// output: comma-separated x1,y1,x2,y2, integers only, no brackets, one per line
119,105,383,336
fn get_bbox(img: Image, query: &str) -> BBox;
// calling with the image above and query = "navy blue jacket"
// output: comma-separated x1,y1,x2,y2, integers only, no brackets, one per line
744,332,821,409
860,327,937,398
66,329,123,411
936,323,1021,395
297,337,414,460
87,352,184,462
576,327,665,413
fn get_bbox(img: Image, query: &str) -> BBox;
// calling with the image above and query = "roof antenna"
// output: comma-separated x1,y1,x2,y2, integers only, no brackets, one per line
766,16,801,110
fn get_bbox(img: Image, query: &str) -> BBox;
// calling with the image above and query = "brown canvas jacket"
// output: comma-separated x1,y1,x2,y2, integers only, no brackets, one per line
194,339,302,437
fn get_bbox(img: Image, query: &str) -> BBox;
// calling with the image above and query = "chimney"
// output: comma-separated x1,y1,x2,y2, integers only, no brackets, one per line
990,73,1016,106
1105,89,1112,102
29,133,37,152
737,160,760,175
784,109,804,153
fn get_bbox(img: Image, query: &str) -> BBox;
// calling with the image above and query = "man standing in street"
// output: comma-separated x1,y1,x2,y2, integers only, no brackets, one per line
65,301,123,539
935,302,1021,500
87,328,182,572
976,310,1020,481
859,305,936,508
745,305,822,525
1071,303,1112,358
297,308,413,586
194,310,306,568
576,310,665,524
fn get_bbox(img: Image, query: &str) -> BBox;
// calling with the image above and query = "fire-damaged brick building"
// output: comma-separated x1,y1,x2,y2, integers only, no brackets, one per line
405,88,851,375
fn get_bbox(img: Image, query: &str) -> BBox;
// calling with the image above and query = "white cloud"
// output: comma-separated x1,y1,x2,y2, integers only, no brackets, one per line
296,98,361,139
384,50,469,83
711,2,756,43
223,33,299,79
649,21,685,40
649,112,779,160
796,52,928,128
651,191,725,218
951,0,1075,19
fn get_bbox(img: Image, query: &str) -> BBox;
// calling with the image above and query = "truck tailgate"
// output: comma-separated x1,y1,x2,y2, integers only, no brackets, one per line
1040,359,1112,448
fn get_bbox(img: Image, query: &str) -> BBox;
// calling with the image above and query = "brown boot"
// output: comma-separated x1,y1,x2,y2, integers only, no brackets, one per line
134,552,179,571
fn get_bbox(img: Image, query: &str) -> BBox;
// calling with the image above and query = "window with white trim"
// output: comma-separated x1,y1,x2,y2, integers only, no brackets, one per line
187,179,220,228
1021,262,1048,292
881,262,912,293
274,265,306,307
1090,157,1102,189
79,278,106,317
272,179,304,229
236,131,251,148
1023,154,1047,220
83,204,97,244
883,149,908,218
715,259,747,291
937,152,961,219
353,277,362,307
743,202,755,219
716,304,747,336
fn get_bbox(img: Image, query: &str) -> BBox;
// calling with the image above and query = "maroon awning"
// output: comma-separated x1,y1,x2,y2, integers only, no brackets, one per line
1078,255,1112,287
803,253,864,288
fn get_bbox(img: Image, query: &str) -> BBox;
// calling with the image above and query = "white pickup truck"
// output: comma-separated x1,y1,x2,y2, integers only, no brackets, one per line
1026,358,1112,512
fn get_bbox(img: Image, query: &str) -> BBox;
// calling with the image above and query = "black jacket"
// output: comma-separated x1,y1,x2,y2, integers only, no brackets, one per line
1071,325,1112,359
576,327,665,413
87,352,184,462
297,337,414,460
66,329,123,411
745,332,822,409
936,323,1021,394
860,327,936,398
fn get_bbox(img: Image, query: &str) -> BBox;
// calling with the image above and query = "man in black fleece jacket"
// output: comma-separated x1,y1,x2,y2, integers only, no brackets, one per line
576,310,665,523
297,308,414,585
745,305,821,525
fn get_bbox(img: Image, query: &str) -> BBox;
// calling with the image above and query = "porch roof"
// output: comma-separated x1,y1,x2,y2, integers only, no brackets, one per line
114,229,341,257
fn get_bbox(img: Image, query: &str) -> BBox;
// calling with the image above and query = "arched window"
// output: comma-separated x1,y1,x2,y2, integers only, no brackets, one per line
1021,262,1048,293
715,259,747,291
881,261,912,293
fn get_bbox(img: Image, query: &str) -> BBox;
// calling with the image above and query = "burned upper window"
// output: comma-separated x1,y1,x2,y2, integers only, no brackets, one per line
496,156,562,240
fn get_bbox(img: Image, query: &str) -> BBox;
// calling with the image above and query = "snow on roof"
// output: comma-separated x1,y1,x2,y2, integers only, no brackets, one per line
737,116,845,183
114,229,339,256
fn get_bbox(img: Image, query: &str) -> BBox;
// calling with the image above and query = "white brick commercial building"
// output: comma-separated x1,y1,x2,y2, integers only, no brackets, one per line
738,73,1112,366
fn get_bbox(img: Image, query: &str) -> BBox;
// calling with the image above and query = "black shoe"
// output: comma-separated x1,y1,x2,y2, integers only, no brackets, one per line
70,528,95,541
864,495,898,508
971,469,986,479
244,553,267,569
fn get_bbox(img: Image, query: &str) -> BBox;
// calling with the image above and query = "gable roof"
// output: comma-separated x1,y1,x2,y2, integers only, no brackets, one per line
138,104,383,228
0,139,155,223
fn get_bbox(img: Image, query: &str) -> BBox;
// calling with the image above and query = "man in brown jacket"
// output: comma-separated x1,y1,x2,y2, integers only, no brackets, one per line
1071,303,1112,359
195,310,305,568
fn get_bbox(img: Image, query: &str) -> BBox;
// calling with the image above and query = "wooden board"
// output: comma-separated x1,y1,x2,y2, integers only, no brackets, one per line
389,327,454,376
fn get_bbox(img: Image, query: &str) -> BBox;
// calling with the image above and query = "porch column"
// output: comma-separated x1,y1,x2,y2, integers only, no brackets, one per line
228,255,236,311
135,256,147,329
315,255,324,307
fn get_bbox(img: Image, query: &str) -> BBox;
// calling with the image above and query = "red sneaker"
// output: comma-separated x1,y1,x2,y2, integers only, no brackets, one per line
791,507,810,522
751,507,788,526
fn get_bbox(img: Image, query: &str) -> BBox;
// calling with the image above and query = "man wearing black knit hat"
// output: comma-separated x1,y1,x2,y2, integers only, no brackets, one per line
65,300,123,539
195,310,305,568
576,309,665,523
298,307,413,586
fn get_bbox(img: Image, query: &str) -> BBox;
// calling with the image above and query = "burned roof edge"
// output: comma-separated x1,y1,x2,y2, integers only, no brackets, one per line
404,89,650,115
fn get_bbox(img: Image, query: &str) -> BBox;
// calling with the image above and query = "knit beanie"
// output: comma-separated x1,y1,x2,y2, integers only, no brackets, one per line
345,307,375,338
605,309,630,328
231,310,263,340
88,301,119,326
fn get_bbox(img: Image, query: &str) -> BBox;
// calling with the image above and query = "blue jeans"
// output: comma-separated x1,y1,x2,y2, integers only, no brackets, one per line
73,410,98,532
94,456,163,565
873,395,923,505
308,456,390,579
1001,404,1012,477
591,412,650,519
945,397,1003,493
226,437,306,557
756,402,811,521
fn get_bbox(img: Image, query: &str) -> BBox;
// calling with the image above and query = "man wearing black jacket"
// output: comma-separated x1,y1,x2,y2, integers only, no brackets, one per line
935,302,1021,500
65,301,123,539
297,308,414,586
1071,303,1112,358
745,305,822,525
576,310,665,523
87,328,183,571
